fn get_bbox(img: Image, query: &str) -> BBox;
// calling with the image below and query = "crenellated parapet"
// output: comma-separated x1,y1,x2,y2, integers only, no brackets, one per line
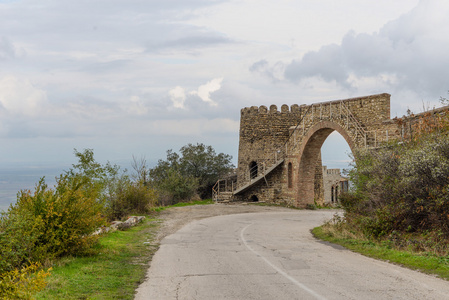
221,92,449,207
240,93,390,123
235,93,393,205
241,103,303,115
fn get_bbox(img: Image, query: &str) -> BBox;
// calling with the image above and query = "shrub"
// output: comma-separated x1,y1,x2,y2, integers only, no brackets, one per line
105,173,158,220
4,174,105,261
342,130,449,250
0,149,107,296
0,263,51,300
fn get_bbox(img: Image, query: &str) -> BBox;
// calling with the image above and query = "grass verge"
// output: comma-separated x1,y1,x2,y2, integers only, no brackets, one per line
35,217,161,300
312,226,449,280
34,199,213,299
151,198,214,212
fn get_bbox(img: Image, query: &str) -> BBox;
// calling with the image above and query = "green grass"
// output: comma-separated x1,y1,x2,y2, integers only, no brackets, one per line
312,226,449,280
151,198,214,212
35,200,214,298
35,217,161,300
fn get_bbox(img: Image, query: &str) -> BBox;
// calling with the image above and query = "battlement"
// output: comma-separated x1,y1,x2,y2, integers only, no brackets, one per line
240,93,391,116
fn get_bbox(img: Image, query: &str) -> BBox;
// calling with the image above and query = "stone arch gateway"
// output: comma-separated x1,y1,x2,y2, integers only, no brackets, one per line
293,121,355,205
213,93,443,207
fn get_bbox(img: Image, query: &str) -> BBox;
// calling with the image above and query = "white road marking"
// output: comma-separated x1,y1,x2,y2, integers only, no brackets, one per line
240,223,328,300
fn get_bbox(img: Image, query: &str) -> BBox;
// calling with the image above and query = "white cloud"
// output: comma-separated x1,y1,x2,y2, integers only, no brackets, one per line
0,75,47,116
250,0,449,102
0,36,16,60
169,86,187,109
121,95,148,115
150,117,239,136
0,0,444,171
190,77,223,106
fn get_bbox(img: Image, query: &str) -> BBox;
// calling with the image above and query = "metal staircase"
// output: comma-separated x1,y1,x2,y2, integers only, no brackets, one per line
213,100,368,202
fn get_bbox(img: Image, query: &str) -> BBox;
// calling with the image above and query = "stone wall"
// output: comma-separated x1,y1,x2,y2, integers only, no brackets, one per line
233,93,449,207
322,166,345,205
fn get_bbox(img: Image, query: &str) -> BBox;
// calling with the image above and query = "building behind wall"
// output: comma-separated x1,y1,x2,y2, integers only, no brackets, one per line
230,93,392,207
322,166,348,205
217,93,449,207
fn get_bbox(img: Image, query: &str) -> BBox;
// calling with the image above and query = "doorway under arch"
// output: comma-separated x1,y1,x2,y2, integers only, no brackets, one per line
295,121,355,206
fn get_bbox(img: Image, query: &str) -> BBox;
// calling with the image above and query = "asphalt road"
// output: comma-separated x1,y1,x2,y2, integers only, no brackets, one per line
135,210,449,299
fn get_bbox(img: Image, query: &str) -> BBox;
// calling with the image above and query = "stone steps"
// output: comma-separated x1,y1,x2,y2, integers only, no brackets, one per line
233,159,284,195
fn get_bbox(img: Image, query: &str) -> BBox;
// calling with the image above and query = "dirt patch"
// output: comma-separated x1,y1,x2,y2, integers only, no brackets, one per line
152,203,295,243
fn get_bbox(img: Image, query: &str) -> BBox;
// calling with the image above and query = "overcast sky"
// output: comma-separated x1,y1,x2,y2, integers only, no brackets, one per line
1,0,448,170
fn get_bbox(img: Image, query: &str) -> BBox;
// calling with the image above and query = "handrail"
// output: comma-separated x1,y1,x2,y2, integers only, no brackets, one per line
216,100,369,199
282,105,313,154
340,102,366,136
340,101,367,146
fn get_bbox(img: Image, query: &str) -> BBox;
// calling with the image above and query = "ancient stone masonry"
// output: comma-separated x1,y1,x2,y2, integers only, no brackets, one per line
215,93,449,208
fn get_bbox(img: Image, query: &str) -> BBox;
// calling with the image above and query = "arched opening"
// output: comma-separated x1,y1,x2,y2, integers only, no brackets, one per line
322,131,352,205
250,195,259,202
335,185,339,202
296,121,354,206
331,186,334,203
249,161,258,179
288,162,293,188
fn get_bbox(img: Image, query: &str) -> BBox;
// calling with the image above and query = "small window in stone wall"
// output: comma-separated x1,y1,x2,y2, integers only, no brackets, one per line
331,186,334,202
249,161,258,179
335,185,339,201
288,162,293,188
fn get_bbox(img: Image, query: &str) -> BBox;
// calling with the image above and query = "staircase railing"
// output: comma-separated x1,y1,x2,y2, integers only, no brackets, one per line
212,177,237,201
214,100,368,199
235,105,313,191
290,101,367,151
340,101,367,147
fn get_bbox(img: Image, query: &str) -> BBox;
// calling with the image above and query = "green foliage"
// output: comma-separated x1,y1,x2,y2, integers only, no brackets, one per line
0,148,162,298
179,143,234,198
35,217,159,300
156,168,198,206
150,143,234,204
0,150,108,273
340,129,449,254
150,199,214,212
313,224,449,280
0,263,51,300
104,172,158,220
0,149,112,297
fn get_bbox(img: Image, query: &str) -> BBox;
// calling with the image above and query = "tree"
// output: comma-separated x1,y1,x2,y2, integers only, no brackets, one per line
149,143,234,202
179,143,234,198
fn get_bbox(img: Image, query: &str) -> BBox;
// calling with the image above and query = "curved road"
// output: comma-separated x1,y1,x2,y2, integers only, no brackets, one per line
135,210,449,299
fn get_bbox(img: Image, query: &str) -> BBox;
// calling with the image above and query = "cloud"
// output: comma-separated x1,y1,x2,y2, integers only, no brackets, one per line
190,77,223,106
169,86,187,109
0,37,16,60
0,76,48,116
149,34,233,53
249,60,285,82
169,78,223,109
256,0,449,96
121,95,149,115
149,117,239,136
